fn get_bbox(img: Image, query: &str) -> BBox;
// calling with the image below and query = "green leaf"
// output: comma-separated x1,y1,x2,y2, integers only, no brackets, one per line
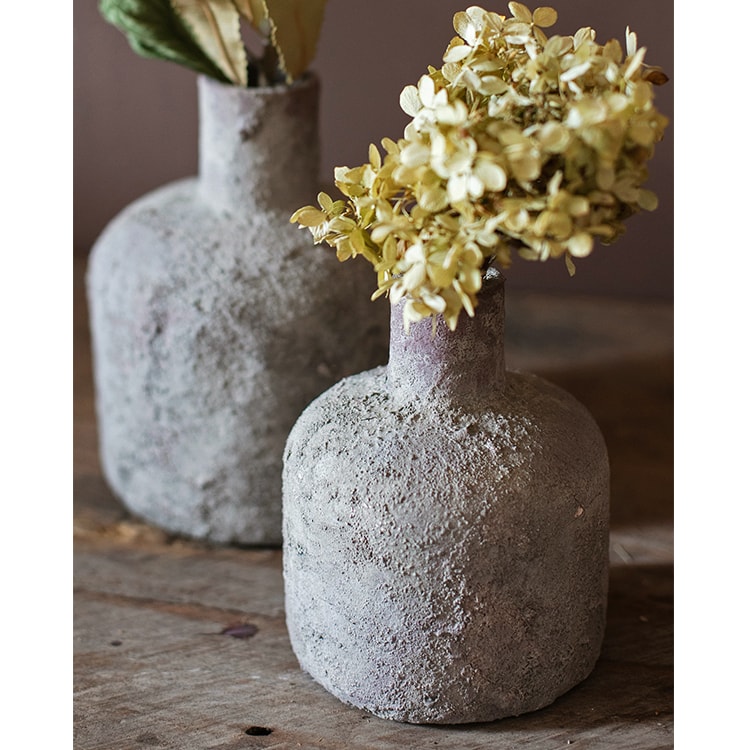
100,0,231,82
170,0,248,86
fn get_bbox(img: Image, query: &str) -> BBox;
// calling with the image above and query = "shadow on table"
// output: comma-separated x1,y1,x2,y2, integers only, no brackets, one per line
428,562,673,737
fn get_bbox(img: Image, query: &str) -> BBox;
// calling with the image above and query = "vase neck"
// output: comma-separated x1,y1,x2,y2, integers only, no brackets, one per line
387,271,507,406
197,74,320,214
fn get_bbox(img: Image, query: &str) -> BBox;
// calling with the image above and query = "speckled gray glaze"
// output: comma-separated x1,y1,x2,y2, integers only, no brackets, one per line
283,273,610,723
87,75,388,545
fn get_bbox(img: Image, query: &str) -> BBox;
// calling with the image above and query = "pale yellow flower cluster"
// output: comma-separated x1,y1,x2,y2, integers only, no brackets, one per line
292,3,669,330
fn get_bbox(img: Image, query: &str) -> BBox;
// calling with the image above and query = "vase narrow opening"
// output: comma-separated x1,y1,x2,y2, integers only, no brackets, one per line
197,74,320,214
387,267,507,406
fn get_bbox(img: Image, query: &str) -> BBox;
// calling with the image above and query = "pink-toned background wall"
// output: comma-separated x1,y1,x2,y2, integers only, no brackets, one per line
74,0,673,298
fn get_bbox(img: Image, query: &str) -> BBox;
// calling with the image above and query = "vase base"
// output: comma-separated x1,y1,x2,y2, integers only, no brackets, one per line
298,658,599,725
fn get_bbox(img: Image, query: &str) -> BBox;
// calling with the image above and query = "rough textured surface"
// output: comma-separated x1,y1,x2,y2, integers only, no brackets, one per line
74,257,674,748
282,277,610,723
87,75,388,545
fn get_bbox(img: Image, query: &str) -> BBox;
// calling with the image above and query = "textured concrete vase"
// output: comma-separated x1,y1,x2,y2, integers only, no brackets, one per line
87,75,387,545
283,271,609,723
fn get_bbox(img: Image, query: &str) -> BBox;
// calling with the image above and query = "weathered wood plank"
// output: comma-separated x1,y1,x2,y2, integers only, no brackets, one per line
74,538,672,749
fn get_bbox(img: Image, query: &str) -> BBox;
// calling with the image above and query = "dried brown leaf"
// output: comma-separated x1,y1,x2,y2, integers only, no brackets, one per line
643,68,669,85
264,0,327,82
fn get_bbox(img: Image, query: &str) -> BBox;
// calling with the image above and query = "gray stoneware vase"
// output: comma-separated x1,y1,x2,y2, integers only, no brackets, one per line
87,74,387,545
283,270,610,723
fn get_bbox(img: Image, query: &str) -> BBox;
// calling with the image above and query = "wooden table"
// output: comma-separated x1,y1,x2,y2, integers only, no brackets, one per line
74,258,673,749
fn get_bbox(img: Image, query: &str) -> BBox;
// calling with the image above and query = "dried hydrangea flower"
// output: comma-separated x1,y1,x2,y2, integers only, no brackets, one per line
291,3,669,330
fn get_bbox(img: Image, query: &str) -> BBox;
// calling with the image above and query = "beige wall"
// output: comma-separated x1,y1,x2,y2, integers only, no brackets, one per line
74,0,673,298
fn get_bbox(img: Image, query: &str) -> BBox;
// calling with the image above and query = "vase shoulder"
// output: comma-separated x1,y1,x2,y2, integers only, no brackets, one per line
89,175,304,266
285,366,608,548
287,366,607,495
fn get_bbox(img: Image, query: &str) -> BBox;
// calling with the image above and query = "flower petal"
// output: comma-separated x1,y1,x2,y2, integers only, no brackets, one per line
399,85,421,117
532,7,558,28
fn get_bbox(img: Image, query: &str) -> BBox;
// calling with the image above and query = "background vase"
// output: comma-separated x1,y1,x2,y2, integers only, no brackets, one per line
87,74,387,546
283,270,610,723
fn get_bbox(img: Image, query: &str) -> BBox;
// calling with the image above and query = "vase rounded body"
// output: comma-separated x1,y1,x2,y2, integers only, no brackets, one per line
87,75,387,545
282,273,609,723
